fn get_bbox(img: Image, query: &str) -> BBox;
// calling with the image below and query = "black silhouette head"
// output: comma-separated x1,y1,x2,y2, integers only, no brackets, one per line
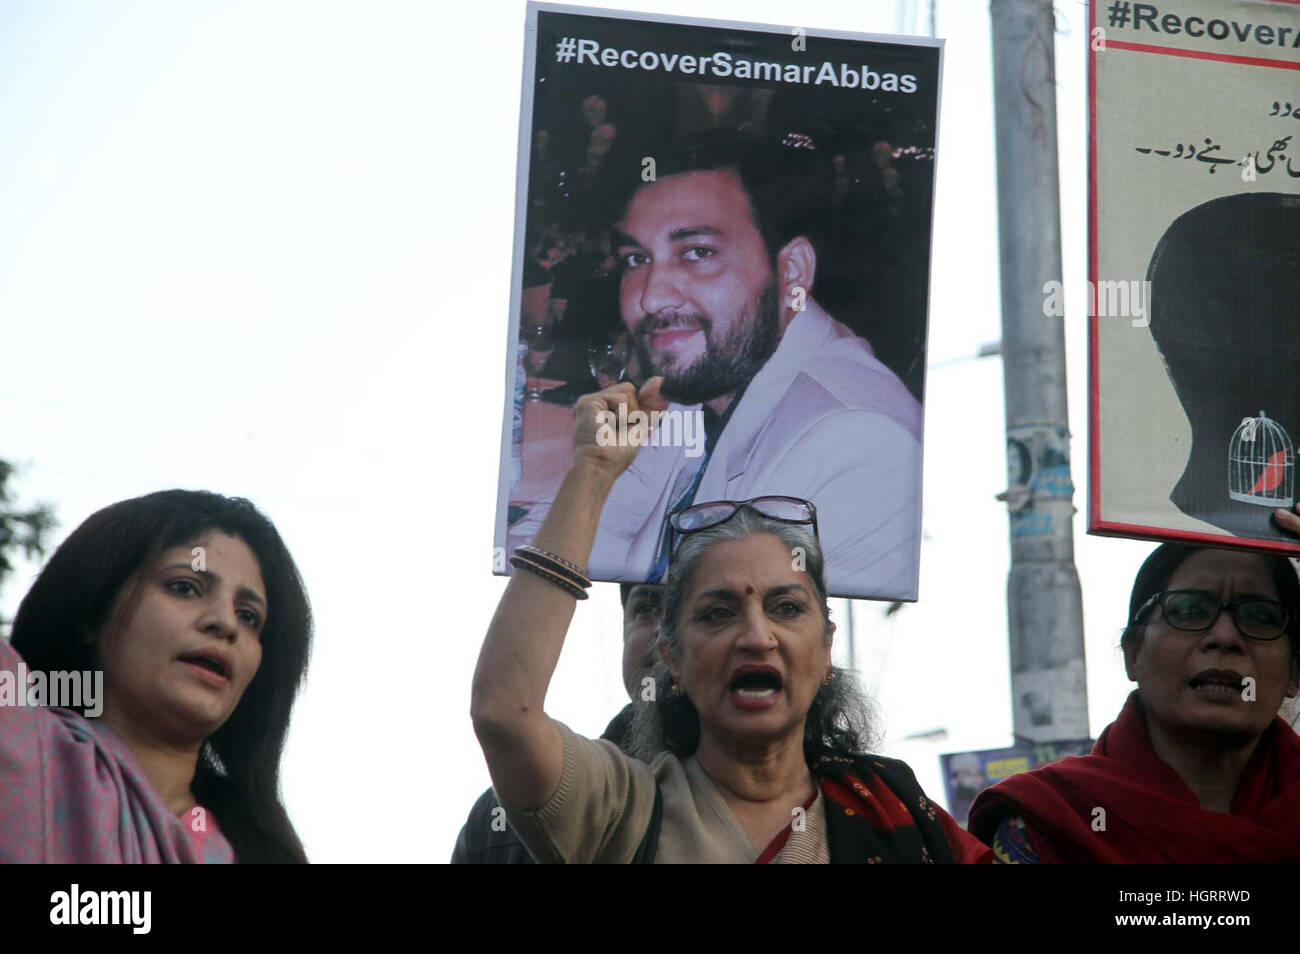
1147,192,1300,539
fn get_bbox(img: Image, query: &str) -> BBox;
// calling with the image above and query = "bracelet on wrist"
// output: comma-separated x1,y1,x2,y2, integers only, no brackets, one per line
509,553,590,600
514,544,591,590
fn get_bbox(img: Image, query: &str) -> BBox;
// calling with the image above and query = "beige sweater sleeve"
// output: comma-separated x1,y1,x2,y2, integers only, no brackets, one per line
500,720,657,863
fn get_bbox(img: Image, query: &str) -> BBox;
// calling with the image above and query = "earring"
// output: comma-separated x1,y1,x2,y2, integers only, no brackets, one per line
822,670,834,686
669,681,682,698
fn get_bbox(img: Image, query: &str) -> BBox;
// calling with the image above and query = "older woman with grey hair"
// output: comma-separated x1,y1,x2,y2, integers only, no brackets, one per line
472,380,990,863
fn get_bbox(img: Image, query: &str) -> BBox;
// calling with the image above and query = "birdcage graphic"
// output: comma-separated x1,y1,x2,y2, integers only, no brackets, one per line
1229,411,1294,508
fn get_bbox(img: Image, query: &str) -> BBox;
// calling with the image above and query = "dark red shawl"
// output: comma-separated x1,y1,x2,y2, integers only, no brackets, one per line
968,691,1300,863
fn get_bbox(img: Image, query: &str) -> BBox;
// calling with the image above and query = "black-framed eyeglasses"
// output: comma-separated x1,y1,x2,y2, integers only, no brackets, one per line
667,496,819,558
1132,589,1291,641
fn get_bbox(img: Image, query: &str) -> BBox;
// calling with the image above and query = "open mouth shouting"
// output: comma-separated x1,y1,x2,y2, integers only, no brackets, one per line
1187,668,1246,701
728,664,784,710
177,647,233,687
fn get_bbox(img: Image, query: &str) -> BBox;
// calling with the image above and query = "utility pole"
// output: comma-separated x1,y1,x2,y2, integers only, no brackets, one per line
846,0,940,679
989,0,1089,742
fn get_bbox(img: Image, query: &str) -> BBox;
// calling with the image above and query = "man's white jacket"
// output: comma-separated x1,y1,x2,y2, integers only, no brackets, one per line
508,298,923,600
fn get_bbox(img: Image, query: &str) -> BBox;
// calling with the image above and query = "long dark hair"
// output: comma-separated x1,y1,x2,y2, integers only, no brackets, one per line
11,489,312,863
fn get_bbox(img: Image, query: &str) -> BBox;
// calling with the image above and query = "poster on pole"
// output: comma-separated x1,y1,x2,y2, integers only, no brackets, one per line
1088,0,1300,553
940,739,1095,828
493,2,943,599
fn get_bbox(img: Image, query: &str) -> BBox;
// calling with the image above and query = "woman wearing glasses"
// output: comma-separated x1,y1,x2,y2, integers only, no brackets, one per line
472,380,990,863
968,543,1300,863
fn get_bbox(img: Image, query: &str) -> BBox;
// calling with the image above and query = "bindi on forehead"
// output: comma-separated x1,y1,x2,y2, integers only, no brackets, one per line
745,585,754,595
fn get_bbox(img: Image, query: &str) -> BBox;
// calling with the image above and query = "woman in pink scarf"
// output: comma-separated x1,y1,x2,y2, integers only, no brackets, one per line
1,490,311,863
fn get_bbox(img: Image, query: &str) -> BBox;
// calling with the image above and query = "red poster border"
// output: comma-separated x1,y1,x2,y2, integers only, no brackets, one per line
1086,0,1300,555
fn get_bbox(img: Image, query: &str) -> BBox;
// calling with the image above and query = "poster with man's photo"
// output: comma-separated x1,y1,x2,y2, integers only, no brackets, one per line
1088,0,1300,554
494,2,943,599
940,739,1094,828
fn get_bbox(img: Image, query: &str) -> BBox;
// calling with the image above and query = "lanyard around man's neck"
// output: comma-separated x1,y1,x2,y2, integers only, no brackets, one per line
646,390,745,583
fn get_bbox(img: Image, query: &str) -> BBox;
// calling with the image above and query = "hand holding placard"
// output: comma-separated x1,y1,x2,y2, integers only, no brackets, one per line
571,376,666,480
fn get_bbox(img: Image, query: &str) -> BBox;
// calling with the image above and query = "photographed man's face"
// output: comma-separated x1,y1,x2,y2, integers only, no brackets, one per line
615,169,779,406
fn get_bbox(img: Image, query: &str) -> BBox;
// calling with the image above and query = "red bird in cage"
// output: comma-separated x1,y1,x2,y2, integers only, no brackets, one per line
1249,449,1291,495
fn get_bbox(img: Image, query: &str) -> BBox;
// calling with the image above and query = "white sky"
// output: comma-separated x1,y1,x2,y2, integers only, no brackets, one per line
0,0,1157,863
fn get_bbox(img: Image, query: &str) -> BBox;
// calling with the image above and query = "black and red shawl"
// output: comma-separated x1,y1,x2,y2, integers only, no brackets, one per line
812,754,992,864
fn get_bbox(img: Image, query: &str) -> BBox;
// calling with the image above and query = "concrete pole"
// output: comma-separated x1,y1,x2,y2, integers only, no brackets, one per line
989,0,1089,742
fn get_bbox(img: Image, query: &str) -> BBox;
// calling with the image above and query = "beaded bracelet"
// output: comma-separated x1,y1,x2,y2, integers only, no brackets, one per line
513,544,591,590
509,552,590,600
512,548,590,587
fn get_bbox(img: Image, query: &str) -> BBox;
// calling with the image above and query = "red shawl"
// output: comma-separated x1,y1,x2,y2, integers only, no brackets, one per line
968,692,1300,863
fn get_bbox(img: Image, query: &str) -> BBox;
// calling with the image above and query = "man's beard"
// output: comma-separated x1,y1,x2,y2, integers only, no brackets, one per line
633,280,780,406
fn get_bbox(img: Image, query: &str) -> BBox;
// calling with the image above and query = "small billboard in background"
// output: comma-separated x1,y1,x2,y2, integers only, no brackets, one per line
941,739,1095,828
494,3,944,599
1088,0,1300,554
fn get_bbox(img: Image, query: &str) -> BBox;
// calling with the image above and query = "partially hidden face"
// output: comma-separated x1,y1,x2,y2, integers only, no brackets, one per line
1127,548,1300,740
621,584,662,700
615,169,780,406
665,534,831,746
95,533,266,744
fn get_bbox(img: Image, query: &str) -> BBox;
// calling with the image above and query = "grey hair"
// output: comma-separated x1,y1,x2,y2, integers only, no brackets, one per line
626,507,878,762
